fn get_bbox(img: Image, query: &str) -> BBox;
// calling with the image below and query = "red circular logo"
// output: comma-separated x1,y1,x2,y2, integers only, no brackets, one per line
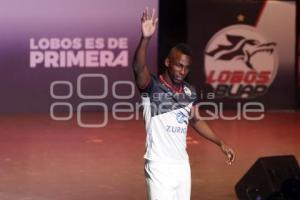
204,25,278,98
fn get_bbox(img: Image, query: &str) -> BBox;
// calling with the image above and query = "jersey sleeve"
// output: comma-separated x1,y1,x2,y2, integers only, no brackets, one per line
191,87,199,107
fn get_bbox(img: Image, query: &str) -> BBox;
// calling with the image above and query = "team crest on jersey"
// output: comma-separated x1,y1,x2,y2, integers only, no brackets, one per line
183,86,192,97
204,25,278,98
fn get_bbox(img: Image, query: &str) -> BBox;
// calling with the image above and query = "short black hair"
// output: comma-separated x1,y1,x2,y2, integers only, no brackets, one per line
173,43,192,57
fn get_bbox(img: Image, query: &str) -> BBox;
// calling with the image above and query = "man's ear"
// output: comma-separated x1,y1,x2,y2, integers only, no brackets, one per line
164,58,169,68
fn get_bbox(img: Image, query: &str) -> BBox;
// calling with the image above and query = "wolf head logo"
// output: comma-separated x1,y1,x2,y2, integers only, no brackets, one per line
206,34,276,70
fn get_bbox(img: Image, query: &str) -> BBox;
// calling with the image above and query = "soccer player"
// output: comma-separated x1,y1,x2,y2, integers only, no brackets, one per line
133,8,235,200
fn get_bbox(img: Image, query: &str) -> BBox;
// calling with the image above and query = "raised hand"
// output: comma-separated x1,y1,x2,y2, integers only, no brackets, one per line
141,8,158,38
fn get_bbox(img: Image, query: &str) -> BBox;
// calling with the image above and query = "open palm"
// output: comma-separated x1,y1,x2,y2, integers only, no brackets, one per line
141,8,158,38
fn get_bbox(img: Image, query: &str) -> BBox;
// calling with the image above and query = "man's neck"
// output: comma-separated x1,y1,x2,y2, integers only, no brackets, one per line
160,72,183,92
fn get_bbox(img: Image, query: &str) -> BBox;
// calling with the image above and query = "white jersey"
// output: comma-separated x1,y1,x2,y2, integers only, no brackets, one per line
139,75,197,163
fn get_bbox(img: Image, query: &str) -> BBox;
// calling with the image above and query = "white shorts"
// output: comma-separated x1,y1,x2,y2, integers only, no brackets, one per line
144,160,191,200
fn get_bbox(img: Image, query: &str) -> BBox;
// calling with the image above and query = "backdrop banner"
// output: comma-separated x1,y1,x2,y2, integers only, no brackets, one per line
187,0,296,110
0,0,158,113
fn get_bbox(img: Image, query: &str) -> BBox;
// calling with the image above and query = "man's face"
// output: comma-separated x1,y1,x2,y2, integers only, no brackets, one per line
165,49,192,84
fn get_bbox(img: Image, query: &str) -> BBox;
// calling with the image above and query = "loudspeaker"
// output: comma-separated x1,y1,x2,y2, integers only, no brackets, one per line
235,155,300,200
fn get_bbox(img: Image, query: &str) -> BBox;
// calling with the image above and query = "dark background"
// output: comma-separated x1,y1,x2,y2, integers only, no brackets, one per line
158,0,299,109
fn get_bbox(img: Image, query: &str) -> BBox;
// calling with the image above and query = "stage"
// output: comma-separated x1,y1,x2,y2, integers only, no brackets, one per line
0,111,299,200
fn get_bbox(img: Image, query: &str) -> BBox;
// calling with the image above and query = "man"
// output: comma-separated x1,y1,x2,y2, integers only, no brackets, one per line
133,8,235,200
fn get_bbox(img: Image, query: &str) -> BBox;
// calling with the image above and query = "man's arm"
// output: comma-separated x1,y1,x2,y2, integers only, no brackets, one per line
190,106,236,165
133,8,158,89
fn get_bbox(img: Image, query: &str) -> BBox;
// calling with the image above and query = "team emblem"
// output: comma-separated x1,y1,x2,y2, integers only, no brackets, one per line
204,25,278,98
183,86,192,97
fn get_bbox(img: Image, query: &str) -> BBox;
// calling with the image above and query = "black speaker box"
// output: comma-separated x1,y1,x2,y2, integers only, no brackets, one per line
235,155,300,200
